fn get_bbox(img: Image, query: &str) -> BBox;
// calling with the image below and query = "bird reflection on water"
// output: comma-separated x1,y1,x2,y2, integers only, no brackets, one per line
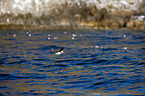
0,29,144,95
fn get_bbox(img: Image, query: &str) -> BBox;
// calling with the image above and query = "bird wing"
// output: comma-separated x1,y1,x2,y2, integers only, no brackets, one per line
52,48,58,52
59,46,64,52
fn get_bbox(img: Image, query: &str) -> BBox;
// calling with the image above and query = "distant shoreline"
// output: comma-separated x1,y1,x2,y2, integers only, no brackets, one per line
0,24,144,30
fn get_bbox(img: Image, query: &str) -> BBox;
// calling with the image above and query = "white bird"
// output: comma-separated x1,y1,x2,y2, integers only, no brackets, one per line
52,46,64,55
48,37,50,40
13,34,16,37
48,34,50,36
124,47,127,49
72,34,77,37
54,37,58,39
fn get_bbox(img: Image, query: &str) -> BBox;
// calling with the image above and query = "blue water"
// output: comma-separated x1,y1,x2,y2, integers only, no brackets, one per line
0,29,145,95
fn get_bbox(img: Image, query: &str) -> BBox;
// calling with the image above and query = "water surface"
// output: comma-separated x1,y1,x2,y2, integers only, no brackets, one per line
0,29,145,95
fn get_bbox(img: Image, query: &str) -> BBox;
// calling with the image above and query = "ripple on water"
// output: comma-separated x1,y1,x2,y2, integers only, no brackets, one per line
0,73,12,80
7,59,26,64
0,29,145,95
31,58,50,62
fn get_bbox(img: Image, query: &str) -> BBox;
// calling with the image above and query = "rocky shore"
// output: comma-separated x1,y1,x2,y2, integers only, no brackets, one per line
0,0,145,30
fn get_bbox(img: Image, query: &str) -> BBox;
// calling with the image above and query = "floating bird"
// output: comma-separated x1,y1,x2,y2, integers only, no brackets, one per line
48,37,50,40
52,46,64,55
124,47,127,49
48,34,50,36
13,34,16,37
80,34,83,36
95,46,99,48
72,34,77,37
54,37,58,39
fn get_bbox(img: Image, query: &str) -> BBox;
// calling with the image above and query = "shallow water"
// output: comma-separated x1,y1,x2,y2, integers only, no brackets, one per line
0,29,145,95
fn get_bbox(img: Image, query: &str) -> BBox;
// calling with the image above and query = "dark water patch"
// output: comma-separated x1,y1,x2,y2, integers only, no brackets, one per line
0,93,4,96
7,60,27,64
29,90,37,92
93,81,107,86
75,62,88,65
31,58,50,62
133,35,145,39
100,47,118,51
90,54,99,58
141,48,145,50
4,38,16,41
128,86,143,90
11,56,21,58
0,86,7,89
0,58,5,64
107,72,119,76
110,37,122,40
91,59,108,64
14,74,47,79
86,80,110,89
55,59,75,63
95,73,103,76
65,80,92,84
33,63,44,66
27,93,43,95
34,53,41,55
42,64,68,68
123,41,144,44
138,62,145,65
0,73,46,80
0,73,12,80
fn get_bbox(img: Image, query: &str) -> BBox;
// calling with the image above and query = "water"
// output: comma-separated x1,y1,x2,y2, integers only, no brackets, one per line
0,29,145,95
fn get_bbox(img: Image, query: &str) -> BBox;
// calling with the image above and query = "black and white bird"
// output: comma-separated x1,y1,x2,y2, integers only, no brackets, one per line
52,46,64,55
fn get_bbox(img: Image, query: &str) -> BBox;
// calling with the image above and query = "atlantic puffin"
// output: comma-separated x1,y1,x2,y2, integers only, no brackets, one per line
52,46,64,55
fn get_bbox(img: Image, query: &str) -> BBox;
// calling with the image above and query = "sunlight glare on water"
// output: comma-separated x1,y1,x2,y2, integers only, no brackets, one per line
0,29,145,95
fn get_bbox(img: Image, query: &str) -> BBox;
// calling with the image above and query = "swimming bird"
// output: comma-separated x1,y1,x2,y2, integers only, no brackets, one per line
52,46,64,55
